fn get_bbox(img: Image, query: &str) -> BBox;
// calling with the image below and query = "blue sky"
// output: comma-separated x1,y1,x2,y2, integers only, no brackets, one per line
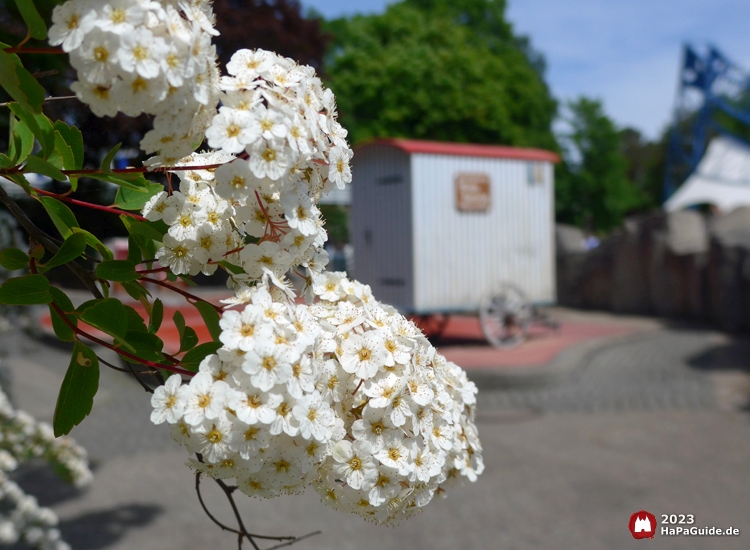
301,0,750,140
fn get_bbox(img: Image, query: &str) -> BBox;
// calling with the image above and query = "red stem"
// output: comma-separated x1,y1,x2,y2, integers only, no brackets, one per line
136,266,170,275
34,188,147,220
31,254,193,376
4,46,64,55
140,276,223,312
52,301,193,375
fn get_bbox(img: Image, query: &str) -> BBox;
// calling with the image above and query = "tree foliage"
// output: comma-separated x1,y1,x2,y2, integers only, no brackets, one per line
322,0,557,148
555,98,645,232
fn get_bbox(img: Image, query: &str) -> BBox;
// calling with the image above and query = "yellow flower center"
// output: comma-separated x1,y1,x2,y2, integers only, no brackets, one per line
226,124,241,138
133,45,148,61
197,394,211,409
206,427,223,443
94,46,109,62
262,148,276,162
111,9,126,24
277,402,291,417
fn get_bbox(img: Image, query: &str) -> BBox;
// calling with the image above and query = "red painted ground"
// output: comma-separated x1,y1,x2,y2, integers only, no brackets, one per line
419,315,635,369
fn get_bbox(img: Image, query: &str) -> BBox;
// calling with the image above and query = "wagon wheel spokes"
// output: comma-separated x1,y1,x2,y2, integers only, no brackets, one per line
479,284,532,348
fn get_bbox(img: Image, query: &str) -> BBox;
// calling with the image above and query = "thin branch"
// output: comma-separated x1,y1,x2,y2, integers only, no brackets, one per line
0,183,104,299
140,276,223,312
195,471,258,549
96,355,132,373
34,188,146,220
3,46,64,55
48,300,194,376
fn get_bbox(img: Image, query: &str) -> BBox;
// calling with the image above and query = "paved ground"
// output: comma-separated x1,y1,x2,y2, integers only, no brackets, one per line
2,308,750,550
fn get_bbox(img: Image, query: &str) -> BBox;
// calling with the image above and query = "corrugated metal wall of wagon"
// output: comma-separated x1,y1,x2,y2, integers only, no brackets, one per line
350,145,414,310
411,153,556,312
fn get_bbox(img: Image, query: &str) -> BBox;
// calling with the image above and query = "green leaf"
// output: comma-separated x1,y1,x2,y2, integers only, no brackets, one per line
71,228,113,261
24,155,68,182
118,330,164,363
180,342,222,372
39,196,78,238
149,299,164,333
0,248,29,271
49,287,77,342
127,235,142,264
42,232,87,270
173,310,199,353
123,303,148,333
7,102,54,157
0,154,14,169
53,130,78,190
0,49,44,114
194,301,221,341
53,341,99,436
54,121,83,169
101,142,121,172
14,0,47,40
9,114,34,164
0,274,52,305
121,280,149,301
218,260,245,275
95,259,140,282
79,298,128,341
112,181,164,210
122,216,167,242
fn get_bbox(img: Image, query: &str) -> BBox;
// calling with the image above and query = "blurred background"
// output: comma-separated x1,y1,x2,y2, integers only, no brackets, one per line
1,0,750,548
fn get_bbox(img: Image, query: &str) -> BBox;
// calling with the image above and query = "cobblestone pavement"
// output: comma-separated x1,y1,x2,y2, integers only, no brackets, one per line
477,329,720,414
1,318,750,550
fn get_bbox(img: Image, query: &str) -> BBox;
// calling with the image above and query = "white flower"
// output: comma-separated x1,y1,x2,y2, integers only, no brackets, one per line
118,27,168,79
155,235,201,275
206,110,259,154
293,393,334,441
194,415,233,463
150,374,187,424
327,146,353,189
339,331,388,380
49,2,97,52
331,440,377,490
227,383,281,425
183,372,228,426
248,138,290,180
374,434,414,476
242,339,294,391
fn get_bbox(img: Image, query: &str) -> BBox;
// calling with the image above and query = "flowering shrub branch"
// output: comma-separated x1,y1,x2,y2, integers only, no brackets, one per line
0,0,484,545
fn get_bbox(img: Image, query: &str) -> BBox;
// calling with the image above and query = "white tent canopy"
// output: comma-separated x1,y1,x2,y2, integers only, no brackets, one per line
664,136,750,213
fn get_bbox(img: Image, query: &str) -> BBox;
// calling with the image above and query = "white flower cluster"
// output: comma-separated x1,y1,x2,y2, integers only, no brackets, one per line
143,49,352,285
0,383,92,550
49,0,220,160
151,274,482,524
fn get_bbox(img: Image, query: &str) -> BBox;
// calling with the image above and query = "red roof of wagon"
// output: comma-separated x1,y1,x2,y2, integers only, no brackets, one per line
357,138,560,163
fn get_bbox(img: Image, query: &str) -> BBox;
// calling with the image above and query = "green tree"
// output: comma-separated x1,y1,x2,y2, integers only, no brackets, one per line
322,0,557,148
556,98,644,232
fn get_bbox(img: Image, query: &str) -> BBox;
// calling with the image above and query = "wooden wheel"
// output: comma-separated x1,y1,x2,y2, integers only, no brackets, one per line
479,283,532,348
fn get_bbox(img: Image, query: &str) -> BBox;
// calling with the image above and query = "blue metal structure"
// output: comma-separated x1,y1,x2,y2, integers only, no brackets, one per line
664,44,750,201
